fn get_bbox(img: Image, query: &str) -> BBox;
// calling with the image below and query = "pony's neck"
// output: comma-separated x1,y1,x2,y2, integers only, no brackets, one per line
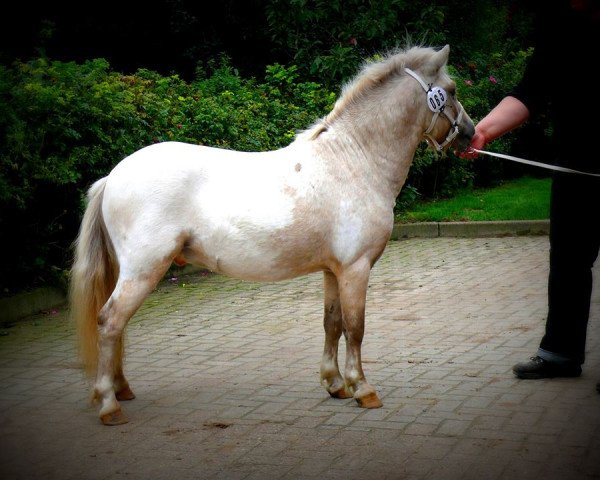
309,87,426,202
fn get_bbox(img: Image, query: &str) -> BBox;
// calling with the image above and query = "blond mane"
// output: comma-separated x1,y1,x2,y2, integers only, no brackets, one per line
302,46,440,140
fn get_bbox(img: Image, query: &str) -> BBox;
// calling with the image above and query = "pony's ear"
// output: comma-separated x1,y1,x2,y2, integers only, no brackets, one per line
431,45,450,71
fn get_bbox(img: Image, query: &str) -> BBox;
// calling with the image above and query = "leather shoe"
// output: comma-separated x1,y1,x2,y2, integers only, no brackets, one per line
512,356,581,379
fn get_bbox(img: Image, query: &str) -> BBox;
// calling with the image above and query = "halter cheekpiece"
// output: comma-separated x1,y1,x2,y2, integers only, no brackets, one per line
404,68,464,151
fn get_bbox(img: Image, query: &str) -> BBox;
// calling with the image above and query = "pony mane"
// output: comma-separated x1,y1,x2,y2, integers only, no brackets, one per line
301,45,439,140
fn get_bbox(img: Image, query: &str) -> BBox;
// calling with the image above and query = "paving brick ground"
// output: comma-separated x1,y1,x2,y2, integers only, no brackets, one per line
1,237,599,480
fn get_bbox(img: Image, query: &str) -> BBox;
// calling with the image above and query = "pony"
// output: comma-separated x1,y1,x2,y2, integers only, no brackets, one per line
70,45,474,425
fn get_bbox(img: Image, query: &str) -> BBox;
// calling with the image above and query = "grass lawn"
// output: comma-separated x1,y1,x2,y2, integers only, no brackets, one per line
396,176,551,223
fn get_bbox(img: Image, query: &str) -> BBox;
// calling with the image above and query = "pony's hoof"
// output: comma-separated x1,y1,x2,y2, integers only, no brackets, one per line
355,392,383,409
328,386,352,399
100,409,129,426
116,386,136,401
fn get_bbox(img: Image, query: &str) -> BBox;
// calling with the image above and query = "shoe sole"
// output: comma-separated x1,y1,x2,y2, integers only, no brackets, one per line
513,371,581,380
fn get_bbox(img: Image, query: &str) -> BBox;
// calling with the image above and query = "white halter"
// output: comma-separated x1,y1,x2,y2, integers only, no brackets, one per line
405,68,464,151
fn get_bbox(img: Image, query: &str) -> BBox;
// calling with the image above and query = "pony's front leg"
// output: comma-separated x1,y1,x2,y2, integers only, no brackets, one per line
320,271,351,399
338,260,383,408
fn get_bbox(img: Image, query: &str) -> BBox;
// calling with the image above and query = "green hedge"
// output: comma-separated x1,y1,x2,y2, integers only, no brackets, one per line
0,50,530,295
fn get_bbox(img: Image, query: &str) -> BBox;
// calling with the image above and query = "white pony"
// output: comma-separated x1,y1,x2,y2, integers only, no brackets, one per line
71,45,474,425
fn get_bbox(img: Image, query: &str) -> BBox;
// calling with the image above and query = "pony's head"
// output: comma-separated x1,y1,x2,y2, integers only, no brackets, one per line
401,45,474,153
316,45,474,154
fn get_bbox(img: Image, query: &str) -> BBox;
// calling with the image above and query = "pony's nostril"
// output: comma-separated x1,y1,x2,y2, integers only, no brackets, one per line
466,122,475,140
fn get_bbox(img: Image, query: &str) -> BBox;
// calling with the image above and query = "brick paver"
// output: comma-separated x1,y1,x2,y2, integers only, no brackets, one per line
1,237,598,480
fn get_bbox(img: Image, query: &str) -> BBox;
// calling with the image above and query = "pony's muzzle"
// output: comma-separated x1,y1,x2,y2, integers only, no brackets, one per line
454,118,475,153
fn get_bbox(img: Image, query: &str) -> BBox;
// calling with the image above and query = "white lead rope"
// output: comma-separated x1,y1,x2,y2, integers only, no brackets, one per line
473,149,600,177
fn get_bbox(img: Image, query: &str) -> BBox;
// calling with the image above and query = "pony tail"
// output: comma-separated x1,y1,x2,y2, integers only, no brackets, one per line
70,177,119,377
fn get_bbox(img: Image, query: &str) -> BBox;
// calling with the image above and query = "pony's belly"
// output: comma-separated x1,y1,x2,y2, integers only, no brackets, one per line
182,241,325,282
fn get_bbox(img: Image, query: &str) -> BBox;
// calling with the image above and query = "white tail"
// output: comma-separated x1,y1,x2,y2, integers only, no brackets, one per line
69,177,120,376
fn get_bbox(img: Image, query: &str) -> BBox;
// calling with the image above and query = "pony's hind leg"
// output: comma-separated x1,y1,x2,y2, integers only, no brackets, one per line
113,335,136,401
93,276,159,425
337,259,382,409
320,271,351,399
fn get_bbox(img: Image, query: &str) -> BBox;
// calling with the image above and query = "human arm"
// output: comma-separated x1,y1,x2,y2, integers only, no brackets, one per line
460,95,530,159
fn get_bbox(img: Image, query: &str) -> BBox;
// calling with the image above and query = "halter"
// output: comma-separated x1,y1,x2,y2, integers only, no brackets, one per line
404,68,464,151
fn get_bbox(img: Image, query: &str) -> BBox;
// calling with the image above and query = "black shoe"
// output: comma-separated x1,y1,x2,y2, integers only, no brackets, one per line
596,382,600,394
512,356,581,379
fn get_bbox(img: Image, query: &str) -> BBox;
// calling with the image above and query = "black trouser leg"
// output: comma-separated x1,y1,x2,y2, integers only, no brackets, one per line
539,173,600,364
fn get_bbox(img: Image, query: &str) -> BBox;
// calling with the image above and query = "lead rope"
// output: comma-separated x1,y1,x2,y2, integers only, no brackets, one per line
473,149,600,177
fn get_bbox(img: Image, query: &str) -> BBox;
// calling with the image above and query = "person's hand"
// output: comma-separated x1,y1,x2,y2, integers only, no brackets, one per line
458,130,486,159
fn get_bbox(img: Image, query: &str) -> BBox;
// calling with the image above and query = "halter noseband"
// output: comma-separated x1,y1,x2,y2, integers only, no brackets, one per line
404,68,464,151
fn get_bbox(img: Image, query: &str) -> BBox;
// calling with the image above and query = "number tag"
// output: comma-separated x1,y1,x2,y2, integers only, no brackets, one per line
427,87,447,113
